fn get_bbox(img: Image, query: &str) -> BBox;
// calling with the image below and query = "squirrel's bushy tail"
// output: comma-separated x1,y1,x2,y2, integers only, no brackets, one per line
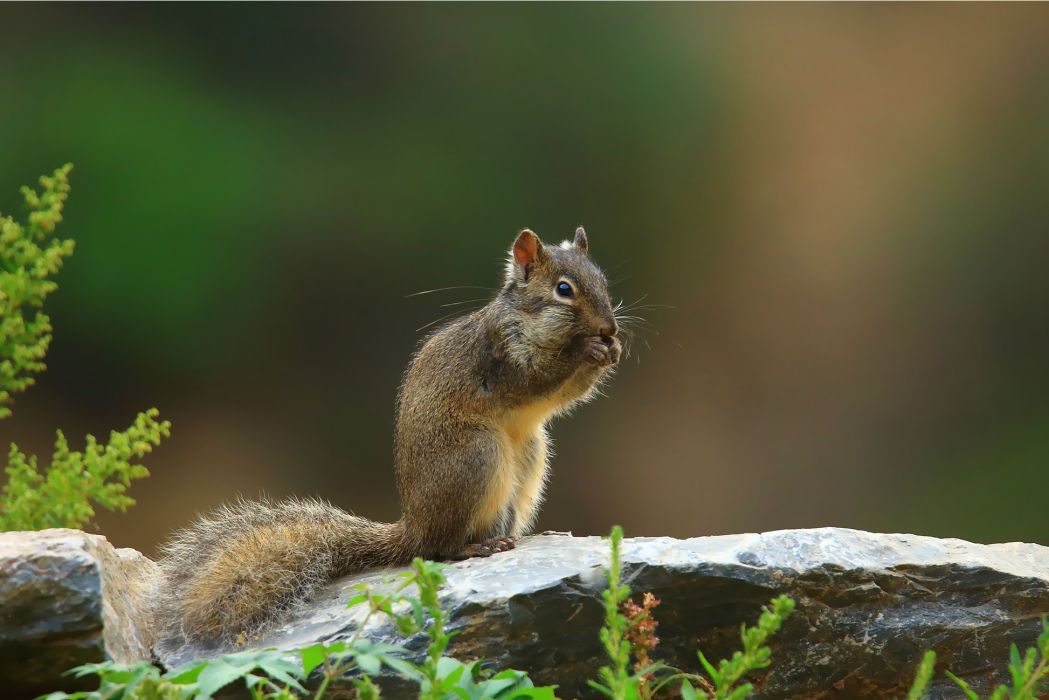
155,497,407,649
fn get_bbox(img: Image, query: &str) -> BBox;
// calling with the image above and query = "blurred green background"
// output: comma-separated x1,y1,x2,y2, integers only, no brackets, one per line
2,4,1048,555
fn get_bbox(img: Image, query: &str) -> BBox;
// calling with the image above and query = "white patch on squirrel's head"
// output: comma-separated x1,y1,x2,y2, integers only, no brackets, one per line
559,227,588,253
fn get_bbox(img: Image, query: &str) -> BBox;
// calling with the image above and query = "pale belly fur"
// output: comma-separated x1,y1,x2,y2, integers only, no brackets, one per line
471,396,560,538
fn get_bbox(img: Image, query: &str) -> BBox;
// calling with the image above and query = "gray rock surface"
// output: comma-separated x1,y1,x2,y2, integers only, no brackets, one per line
7,527,1049,698
156,527,1049,698
0,529,158,696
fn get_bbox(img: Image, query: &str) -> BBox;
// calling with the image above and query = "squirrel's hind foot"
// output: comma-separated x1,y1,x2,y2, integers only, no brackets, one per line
450,536,518,560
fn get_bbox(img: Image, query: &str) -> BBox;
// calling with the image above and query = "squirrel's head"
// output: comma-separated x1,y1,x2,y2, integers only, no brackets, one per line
502,227,618,349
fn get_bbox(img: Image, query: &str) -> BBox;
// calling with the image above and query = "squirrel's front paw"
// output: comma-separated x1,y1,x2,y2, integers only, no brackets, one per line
582,335,621,367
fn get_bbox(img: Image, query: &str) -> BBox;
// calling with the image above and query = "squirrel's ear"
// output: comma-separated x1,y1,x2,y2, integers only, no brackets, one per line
573,226,589,254
510,229,546,281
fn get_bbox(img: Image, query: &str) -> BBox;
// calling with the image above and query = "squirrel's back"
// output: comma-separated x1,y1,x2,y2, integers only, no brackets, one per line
156,498,406,650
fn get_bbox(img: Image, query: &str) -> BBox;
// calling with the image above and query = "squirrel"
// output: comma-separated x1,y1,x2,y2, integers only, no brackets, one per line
155,227,622,650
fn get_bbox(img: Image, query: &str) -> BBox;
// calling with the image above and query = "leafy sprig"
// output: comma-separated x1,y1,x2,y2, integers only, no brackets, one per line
592,525,794,700
0,165,170,531
0,163,75,419
1,408,170,530
590,525,640,700
685,595,795,700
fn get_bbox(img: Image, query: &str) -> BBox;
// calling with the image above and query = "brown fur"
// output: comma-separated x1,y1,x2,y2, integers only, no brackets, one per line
156,227,621,649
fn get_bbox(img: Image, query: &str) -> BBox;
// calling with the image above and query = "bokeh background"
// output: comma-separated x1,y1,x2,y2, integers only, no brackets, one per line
2,4,1048,556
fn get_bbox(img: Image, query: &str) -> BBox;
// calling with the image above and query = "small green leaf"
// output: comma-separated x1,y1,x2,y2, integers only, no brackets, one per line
506,688,559,700
945,671,980,700
697,650,718,682
438,660,466,686
587,679,614,697
255,657,306,692
164,659,208,684
480,677,518,696
357,653,382,676
379,654,423,681
298,644,328,676
726,684,754,700
906,650,937,700
196,660,250,697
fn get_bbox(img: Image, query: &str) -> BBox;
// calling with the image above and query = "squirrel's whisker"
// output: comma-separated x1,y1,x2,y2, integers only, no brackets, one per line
622,304,675,311
614,294,649,314
439,298,491,308
416,309,475,333
405,285,494,298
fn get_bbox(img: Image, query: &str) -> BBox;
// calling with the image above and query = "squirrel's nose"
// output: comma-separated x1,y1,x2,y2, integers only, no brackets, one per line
599,320,618,339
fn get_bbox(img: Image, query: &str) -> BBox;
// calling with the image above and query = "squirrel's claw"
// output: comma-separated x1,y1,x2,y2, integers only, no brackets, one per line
451,536,518,560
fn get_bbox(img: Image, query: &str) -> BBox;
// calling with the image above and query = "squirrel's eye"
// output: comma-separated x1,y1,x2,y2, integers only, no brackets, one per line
555,281,574,298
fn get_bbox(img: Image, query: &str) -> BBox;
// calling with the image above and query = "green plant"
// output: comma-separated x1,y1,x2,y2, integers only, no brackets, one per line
590,525,640,700
904,650,937,700
0,164,74,419
945,617,1049,700
43,660,186,700
599,527,642,698
623,591,661,698
0,165,169,531
590,525,795,700
41,556,556,700
676,596,795,700
332,557,556,700
40,650,308,700
0,408,170,530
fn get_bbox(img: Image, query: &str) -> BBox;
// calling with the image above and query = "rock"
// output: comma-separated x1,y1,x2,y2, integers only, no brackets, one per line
156,527,1049,699
6,527,1047,698
0,529,159,697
